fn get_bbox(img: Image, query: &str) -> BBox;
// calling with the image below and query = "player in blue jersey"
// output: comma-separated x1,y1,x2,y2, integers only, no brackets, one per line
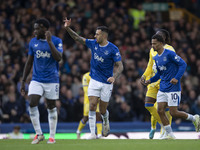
64,18,123,139
20,18,63,144
141,29,174,139
145,34,200,139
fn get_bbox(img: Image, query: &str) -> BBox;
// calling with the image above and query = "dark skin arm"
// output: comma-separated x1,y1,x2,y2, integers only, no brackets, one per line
144,80,151,86
107,61,124,83
140,75,146,86
45,31,62,62
20,55,33,96
64,18,86,45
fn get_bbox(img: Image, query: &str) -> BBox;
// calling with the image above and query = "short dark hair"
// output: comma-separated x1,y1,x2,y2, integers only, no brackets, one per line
158,29,171,44
35,18,50,29
96,26,109,34
152,34,164,44
14,125,20,130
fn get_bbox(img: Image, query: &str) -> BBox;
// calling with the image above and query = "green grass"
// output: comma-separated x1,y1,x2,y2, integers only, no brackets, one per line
0,139,200,150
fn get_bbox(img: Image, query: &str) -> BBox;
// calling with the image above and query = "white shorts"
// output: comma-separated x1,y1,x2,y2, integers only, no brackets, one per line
157,91,181,106
88,78,113,102
28,81,59,100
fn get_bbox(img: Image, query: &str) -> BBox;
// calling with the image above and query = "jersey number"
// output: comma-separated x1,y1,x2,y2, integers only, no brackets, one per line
171,93,179,103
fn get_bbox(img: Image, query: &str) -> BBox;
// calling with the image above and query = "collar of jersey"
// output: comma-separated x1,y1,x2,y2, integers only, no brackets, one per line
39,39,47,41
158,49,165,57
99,42,109,47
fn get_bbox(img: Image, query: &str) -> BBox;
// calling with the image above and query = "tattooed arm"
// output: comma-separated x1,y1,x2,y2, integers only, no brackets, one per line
64,18,86,45
107,61,123,83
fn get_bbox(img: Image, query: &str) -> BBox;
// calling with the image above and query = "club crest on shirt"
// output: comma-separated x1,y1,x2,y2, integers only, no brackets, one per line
95,47,97,50
104,50,109,55
34,44,38,47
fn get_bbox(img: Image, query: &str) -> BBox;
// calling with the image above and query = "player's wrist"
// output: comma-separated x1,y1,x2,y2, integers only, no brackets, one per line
148,79,151,84
142,75,146,79
47,40,53,44
65,26,70,30
112,76,116,81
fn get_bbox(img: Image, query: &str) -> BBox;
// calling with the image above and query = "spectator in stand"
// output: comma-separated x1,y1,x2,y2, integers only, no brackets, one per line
3,93,23,123
8,125,23,139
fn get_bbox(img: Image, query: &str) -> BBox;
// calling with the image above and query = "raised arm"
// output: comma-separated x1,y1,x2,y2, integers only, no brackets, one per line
64,18,86,45
45,31,62,62
107,61,124,84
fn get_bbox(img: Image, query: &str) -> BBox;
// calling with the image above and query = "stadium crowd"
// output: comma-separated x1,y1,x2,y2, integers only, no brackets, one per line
0,0,200,124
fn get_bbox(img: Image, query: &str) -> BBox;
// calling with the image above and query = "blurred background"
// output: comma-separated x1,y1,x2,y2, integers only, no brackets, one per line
0,0,200,139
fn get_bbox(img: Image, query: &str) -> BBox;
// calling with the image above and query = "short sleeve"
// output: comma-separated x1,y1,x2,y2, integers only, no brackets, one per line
113,47,121,62
55,38,63,53
82,74,89,86
28,40,34,56
85,39,95,49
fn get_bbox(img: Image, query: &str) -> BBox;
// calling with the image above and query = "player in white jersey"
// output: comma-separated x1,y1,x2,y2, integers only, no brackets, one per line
145,34,200,139
20,18,63,144
64,18,123,139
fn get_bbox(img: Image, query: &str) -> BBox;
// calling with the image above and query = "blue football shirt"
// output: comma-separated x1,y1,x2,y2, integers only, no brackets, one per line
86,39,121,84
150,49,186,92
28,36,63,83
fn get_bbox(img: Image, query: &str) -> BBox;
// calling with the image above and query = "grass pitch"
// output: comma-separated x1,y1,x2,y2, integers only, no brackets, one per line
0,139,200,150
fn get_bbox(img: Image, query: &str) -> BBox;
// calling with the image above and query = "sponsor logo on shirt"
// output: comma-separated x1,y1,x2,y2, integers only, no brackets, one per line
36,50,51,58
116,52,120,59
116,52,120,56
158,65,167,71
94,53,104,62
175,55,180,62
58,43,63,49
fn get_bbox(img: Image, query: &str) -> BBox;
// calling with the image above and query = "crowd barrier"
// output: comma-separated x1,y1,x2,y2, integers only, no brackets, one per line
0,121,195,133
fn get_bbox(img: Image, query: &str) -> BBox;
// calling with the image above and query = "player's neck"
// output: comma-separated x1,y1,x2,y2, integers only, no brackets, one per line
157,47,164,55
99,40,108,46
38,35,46,40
